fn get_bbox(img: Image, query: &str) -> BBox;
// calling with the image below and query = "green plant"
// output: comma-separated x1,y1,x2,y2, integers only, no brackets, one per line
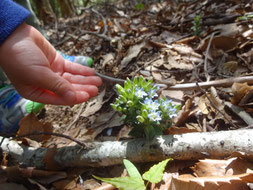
111,76,180,139
136,2,145,11
237,14,253,21
94,158,172,190
192,15,202,36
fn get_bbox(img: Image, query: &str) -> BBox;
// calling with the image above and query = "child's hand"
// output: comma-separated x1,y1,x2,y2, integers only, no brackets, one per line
0,23,102,105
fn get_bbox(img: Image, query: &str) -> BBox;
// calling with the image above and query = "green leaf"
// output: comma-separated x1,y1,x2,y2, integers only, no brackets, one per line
136,3,145,10
93,175,145,190
123,159,142,180
142,158,172,183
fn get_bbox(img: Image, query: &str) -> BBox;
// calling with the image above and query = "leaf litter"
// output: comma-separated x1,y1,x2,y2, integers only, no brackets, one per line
1,0,253,189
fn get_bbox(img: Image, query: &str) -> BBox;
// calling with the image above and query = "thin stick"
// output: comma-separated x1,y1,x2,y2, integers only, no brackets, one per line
165,75,253,90
65,102,85,132
204,32,215,82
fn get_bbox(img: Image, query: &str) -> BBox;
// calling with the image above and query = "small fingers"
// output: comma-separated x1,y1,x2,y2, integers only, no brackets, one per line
18,86,90,105
63,73,102,86
72,84,99,98
63,60,95,76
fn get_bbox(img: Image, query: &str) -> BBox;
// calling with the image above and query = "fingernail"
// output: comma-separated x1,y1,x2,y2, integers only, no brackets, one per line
62,90,76,102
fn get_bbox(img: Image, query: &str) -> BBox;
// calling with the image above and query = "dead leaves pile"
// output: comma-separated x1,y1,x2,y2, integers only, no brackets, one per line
1,0,253,189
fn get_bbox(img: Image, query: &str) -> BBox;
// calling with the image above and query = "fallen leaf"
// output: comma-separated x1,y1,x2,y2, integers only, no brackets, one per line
161,90,184,104
166,126,198,135
198,95,209,115
231,83,253,105
169,174,251,190
191,158,253,177
81,89,106,117
199,36,238,52
120,41,147,70
18,167,67,184
86,111,123,140
218,61,238,76
18,113,53,142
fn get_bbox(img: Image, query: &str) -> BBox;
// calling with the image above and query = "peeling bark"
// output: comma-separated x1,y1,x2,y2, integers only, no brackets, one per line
1,129,253,169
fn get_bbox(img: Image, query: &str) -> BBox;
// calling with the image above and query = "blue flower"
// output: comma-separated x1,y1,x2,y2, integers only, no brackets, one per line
144,98,159,111
148,111,162,122
161,99,173,110
135,87,147,98
167,107,177,118
148,87,158,98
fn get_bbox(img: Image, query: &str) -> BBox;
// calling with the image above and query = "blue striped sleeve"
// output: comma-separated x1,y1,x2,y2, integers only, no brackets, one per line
0,0,30,45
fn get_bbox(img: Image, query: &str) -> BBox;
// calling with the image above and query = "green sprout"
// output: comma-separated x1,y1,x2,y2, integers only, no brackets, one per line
192,15,202,36
237,14,253,21
136,2,145,11
111,76,180,140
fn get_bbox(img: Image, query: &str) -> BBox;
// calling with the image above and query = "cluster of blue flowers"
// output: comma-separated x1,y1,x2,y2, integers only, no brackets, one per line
111,76,180,139
135,87,178,124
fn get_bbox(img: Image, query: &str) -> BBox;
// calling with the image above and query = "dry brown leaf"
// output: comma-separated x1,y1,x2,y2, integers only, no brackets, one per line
18,113,53,142
81,89,106,117
85,111,123,140
53,177,78,190
166,126,198,135
21,137,41,148
198,95,209,115
163,50,195,70
1,166,67,185
208,87,225,115
168,174,251,190
93,183,116,190
161,90,184,104
199,36,238,52
218,61,238,76
53,168,87,190
192,158,253,177
231,82,253,105
174,98,193,126
120,41,147,70
101,54,114,69
213,23,242,37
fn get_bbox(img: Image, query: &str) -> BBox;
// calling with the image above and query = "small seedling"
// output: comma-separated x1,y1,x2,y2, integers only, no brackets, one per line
136,2,145,11
94,158,172,190
111,76,180,140
192,15,202,36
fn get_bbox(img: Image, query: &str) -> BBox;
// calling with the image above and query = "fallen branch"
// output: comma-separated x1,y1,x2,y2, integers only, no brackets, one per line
166,76,253,90
1,129,253,168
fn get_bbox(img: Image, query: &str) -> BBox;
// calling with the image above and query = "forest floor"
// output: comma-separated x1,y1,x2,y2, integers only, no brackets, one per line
1,0,253,189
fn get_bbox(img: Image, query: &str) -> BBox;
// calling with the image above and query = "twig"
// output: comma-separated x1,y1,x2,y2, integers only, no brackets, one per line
196,82,239,129
13,132,87,147
165,75,253,90
95,72,253,91
80,30,113,41
204,32,215,82
54,36,71,47
65,102,85,132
